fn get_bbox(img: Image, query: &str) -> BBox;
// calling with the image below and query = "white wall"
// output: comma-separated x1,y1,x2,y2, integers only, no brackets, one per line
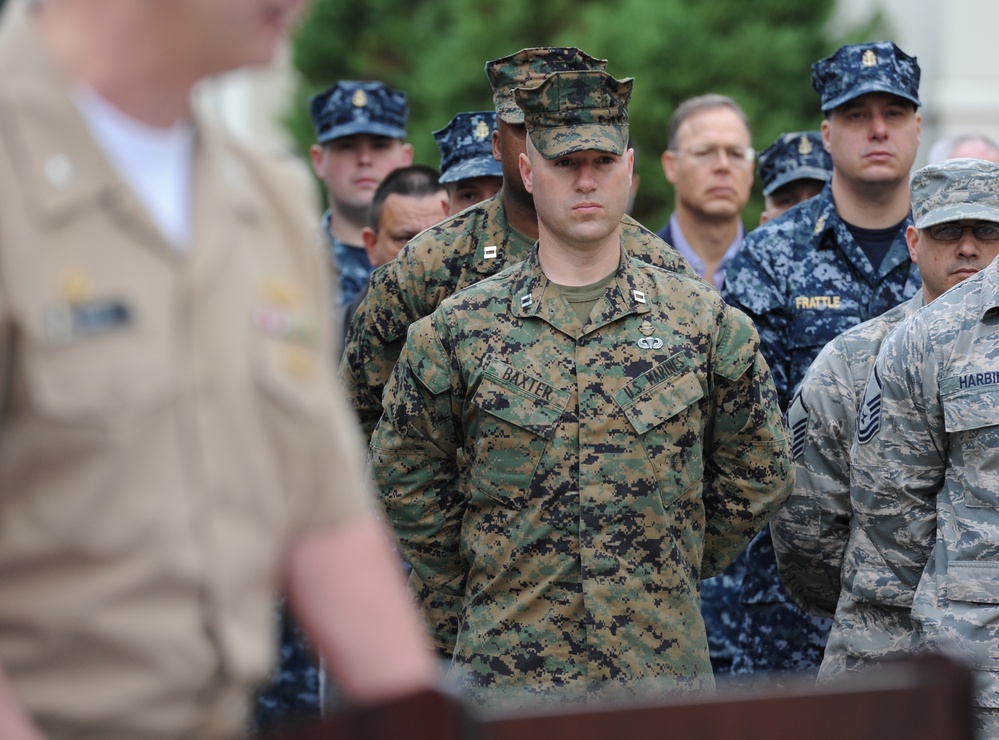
831,0,999,165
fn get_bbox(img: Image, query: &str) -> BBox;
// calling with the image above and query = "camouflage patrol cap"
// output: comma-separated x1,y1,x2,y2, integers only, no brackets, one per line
757,131,833,196
811,41,921,112
516,71,632,160
485,47,607,124
433,111,503,184
309,81,408,143
910,158,999,229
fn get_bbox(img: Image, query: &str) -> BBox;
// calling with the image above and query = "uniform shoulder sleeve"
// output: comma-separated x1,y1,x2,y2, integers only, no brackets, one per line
700,299,794,576
851,314,944,590
771,336,857,616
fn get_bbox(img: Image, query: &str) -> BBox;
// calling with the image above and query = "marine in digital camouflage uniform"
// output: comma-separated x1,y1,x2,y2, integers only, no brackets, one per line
371,68,793,704
720,41,923,676
773,159,999,682
342,49,698,659
434,111,504,216
851,171,999,735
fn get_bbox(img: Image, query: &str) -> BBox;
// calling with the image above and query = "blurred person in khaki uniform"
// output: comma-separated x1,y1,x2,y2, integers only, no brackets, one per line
0,1,437,738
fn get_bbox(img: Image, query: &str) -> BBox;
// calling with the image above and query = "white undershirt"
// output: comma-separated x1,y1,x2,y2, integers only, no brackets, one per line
73,86,196,250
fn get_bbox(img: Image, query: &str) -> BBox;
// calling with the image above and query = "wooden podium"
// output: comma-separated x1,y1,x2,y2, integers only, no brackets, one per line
260,652,974,740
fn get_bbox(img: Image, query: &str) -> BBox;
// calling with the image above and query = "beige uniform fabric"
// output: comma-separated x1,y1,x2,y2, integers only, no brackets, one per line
0,4,371,738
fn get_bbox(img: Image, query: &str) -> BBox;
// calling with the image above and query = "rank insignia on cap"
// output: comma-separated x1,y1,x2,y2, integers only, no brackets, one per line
352,89,368,107
798,136,813,155
474,120,491,141
862,49,878,67
639,320,654,336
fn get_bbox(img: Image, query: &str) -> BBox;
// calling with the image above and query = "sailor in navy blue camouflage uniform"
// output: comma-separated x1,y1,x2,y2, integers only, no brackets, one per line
253,82,413,734
757,131,832,224
696,128,833,679
720,41,923,677
309,81,413,307
434,111,504,216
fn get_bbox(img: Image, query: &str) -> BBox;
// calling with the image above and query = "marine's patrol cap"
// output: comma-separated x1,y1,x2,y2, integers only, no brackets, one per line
433,112,503,184
309,81,408,144
485,47,607,125
811,41,921,112
516,70,633,160
757,131,833,196
910,158,999,228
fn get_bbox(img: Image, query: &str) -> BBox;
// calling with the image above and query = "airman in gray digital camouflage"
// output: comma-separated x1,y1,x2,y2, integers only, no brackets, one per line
340,47,698,660
851,160,999,736
773,158,999,682
720,40,923,676
370,68,793,704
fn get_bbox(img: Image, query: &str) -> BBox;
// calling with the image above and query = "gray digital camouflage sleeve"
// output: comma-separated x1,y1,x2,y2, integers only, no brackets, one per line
771,342,855,616
851,315,944,591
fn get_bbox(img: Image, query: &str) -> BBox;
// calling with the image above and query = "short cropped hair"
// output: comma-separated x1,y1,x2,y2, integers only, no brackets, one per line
667,94,751,151
367,164,444,232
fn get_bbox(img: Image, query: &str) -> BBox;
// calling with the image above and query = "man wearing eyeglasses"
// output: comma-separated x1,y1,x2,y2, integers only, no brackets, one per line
773,158,999,685
659,94,754,289
719,41,924,677
850,159,999,737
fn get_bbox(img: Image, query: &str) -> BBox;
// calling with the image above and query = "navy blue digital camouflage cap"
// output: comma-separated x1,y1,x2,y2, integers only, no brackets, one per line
433,111,503,184
757,131,833,196
485,47,607,125
811,41,921,112
516,70,633,160
309,81,408,143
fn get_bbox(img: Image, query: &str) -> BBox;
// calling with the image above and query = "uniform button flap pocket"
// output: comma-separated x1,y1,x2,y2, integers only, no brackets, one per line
615,360,703,435
472,361,569,438
941,376,999,433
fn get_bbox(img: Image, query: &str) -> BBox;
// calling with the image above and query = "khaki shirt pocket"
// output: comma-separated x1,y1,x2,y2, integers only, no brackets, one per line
21,297,169,426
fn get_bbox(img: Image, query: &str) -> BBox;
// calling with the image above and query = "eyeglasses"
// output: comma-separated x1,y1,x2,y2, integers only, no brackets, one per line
675,145,755,168
927,222,999,242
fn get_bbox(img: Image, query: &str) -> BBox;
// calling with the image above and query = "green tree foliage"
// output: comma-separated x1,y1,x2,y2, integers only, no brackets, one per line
289,0,886,227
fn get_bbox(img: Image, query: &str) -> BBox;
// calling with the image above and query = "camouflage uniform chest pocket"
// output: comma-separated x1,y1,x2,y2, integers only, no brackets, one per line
940,377,999,509
615,368,706,507
468,363,570,509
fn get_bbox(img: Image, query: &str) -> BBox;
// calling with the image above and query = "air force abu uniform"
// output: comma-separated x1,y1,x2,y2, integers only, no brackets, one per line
851,161,999,735
853,261,999,734
774,158,999,680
